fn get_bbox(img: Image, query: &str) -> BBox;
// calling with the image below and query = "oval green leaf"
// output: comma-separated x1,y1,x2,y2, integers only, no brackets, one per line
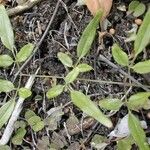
127,92,150,111
18,88,32,99
25,110,36,120
128,1,140,13
117,137,133,150
70,91,113,128
0,5,14,50
12,128,26,145
134,10,150,56
28,116,44,132
128,112,149,150
46,85,64,99
99,98,123,111
77,63,93,72
77,11,103,59
133,3,146,17
57,52,73,67
0,55,14,67
0,99,15,129
128,1,146,17
28,116,41,125
0,145,11,150
132,60,150,74
16,43,34,62
112,44,129,66
0,79,14,93
65,67,79,84
32,121,44,132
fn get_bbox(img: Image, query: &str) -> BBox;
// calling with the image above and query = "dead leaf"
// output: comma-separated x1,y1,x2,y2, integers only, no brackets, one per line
85,0,113,20
108,115,147,138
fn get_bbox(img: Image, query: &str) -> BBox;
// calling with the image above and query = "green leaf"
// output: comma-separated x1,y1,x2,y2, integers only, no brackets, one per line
99,98,123,111
91,134,108,149
70,91,112,128
77,63,93,72
134,10,150,56
128,1,139,12
128,112,149,150
127,92,150,111
117,137,133,150
143,100,150,110
46,85,64,99
28,116,44,132
14,121,27,129
133,3,146,17
18,88,32,99
25,110,44,132
28,116,41,125
65,67,79,84
16,43,34,62
25,110,36,120
57,52,73,67
112,44,129,66
0,79,14,93
0,5,14,50
0,99,15,129
132,60,150,74
32,121,44,132
77,11,103,59
0,145,11,150
0,55,14,67
12,128,26,145
128,1,146,17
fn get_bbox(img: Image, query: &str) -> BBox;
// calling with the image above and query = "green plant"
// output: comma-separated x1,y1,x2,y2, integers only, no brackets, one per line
0,2,150,149
128,1,146,17
46,8,150,150
109,9,150,150
46,10,112,128
0,4,34,130
25,110,44,132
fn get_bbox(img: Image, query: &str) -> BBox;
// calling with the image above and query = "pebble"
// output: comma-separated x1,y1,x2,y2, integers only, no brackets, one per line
109,28,116,35
135,18,143,26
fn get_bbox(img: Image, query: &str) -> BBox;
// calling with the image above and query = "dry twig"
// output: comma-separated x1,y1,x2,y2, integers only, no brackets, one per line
7,0,42,16
98,54,150,91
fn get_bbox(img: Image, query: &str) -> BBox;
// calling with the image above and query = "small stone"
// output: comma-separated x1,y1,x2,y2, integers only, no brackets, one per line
109,28,115,35
147,112,150,119
135,19,142,26
35,28,39,33
41,24,46,31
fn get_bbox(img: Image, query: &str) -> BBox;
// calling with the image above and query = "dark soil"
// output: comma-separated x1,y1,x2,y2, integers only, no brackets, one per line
0,0,150,149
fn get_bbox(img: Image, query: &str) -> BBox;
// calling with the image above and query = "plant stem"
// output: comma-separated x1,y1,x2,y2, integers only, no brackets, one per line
20,73,150,89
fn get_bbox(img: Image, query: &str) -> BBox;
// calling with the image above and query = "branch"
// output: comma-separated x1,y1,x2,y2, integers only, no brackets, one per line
7,0,42,16
98,54,150,92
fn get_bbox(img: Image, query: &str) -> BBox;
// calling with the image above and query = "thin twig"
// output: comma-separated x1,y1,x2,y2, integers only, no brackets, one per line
13,0,60,82
20,73,150,89
98,55,150,91
0,68,40,145
7,0,42,16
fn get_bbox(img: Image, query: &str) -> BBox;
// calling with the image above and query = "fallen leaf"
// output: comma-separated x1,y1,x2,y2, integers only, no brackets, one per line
109,115,147,138
85,0,113,20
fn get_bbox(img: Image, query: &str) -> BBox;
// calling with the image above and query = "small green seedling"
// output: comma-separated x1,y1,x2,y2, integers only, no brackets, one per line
110,9,150,150
46,10,113,128
25,110,44,132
